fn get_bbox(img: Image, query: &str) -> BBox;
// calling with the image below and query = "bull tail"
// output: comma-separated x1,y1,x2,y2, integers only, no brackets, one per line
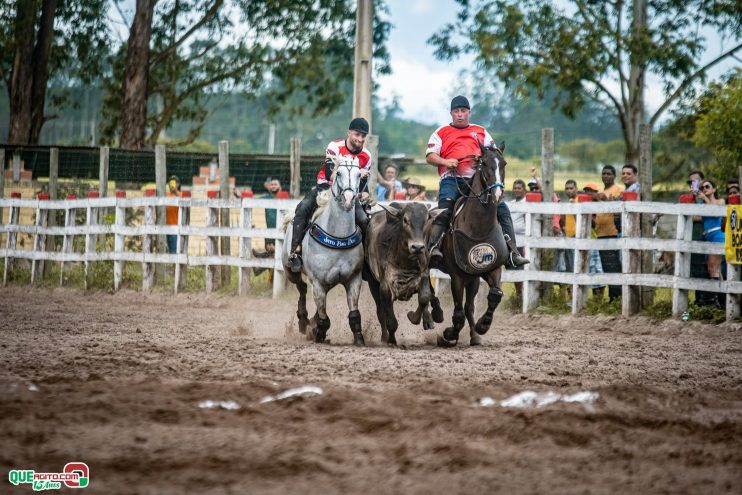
281,213,295,232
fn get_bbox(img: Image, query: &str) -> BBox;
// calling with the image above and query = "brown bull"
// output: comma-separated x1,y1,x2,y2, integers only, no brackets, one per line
363,202,444,345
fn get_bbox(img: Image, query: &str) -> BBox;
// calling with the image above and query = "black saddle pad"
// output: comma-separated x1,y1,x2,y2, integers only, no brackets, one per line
452,229,501,275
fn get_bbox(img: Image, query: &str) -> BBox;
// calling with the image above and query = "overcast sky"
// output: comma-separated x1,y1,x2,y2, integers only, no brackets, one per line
377,0,740,125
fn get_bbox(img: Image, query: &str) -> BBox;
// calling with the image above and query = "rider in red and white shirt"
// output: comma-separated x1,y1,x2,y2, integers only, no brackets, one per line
425,95,529,268
288,117,372,272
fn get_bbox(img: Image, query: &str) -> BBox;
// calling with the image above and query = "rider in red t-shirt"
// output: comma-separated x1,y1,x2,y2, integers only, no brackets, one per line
426,95,529,268
287,117,372,272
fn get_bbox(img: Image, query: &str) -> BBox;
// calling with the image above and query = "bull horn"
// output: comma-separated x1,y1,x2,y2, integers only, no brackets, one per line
428,207,446,220
378,203,401,217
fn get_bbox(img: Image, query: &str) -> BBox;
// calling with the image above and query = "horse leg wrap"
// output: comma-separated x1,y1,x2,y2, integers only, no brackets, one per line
487,287,504,308
348,310,365,346
452,309,466,329
315,316,331,343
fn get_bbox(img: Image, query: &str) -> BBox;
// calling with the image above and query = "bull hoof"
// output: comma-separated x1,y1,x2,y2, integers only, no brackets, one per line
298,317,308,335
387,333,397,346
470,332,482,346
353,332,366,347
422,311,435,330
381,329,389,344
407,310,422,325
432,305,444,323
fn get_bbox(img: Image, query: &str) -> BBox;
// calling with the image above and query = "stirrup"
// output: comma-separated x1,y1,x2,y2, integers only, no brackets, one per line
288,252,303,273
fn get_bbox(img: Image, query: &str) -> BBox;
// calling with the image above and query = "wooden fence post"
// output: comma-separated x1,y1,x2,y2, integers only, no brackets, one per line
206,191,219,293
272,208,286,298
99,146,109,197
219,140,231,287
238,193,253,295
60,194,77,286
522,205,542,313
290,137,301,199
174,191,191,294
44,147,59,278
672,213,693,317
621,199,641,316
113,190,126,291
12,153,20,182
571,195,592,314
727,165,742,321
639,123,654,308
84,191,99,289
540,128,554,204
155,145,167,281
366,134,379,201
142,190,156,291
0,148,4,226
3,192,21,285
31,195,49,284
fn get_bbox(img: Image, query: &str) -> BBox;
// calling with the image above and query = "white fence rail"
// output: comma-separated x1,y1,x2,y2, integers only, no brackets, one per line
1,196,739,321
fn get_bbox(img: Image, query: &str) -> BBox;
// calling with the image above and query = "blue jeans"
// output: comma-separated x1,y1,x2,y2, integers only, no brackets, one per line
167,234,177,254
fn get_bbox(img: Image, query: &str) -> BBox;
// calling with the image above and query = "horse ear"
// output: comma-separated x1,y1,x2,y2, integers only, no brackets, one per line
498,141,506,153
378,203,400,220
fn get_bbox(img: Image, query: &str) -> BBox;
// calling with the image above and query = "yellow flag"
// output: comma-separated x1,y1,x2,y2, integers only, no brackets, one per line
725,205,742,264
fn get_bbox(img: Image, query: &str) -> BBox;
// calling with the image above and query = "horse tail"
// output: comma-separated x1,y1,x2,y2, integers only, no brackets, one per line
281,213,295,232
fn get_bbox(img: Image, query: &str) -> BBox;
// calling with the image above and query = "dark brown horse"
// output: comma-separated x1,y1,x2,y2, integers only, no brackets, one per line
436,142,508,347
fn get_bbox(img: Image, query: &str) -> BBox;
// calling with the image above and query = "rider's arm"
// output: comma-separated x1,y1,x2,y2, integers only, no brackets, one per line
426,152,458,169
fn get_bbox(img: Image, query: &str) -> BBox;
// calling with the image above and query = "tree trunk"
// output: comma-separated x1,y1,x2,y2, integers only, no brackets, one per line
119,0,156,150
29,0,58,143
8,0,37,144
625,0,647,166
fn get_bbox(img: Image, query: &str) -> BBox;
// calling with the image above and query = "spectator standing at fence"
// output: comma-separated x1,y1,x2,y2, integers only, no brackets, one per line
165,176,181,254
726,178,740,200
697,180,726,292
687,170,717,307
403,177,427,200
594,165,623,301
376,162,403,201
556,180,579,300
507,179,528,297
620,164,641,197
259,178,283,255
583,182,607,299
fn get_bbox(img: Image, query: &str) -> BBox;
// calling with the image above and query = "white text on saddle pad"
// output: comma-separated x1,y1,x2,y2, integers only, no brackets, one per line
468,243,497,270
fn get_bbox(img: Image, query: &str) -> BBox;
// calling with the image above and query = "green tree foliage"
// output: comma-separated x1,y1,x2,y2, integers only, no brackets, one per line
102,0,391,148
0,0,108,144
693,70,742,180
429,0,742,166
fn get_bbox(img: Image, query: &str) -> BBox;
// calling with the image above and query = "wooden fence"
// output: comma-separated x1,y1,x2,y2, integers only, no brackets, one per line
1,195,739,322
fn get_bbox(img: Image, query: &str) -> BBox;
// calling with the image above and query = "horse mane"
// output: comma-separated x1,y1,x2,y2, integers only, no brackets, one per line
311,188,332,222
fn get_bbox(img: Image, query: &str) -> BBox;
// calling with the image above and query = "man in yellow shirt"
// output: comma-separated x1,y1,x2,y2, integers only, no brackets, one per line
595,165,623,301
166,176,181,253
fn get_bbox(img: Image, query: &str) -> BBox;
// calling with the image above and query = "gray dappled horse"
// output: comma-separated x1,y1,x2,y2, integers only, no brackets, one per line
282,157,366,346
437,142,509,347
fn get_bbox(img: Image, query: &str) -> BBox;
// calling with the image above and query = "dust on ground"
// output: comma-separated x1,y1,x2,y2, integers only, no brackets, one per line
1,285,741,494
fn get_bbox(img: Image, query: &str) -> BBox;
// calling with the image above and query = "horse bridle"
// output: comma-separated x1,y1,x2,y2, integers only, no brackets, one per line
452,148,504,205
332,162,362,204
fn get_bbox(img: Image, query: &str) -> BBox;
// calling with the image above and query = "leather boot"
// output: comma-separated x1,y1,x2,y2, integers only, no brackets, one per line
428,222,447,264
504,234,529,268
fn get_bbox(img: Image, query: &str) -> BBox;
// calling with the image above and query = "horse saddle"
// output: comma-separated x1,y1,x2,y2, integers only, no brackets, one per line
451,229,501,275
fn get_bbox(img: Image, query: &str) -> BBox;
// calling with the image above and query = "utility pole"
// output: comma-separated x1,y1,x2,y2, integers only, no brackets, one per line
352,0,378,198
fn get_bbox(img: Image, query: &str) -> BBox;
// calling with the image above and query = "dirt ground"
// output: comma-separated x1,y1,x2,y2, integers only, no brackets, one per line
1,284,741,494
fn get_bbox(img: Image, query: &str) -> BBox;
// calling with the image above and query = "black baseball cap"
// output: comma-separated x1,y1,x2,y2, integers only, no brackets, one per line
450,95,470,110
348,117,369,134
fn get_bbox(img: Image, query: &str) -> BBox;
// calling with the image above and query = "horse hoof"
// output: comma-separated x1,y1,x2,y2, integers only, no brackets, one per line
298,319,308,335
387,334,397,346
353,333,366,347
381,330,389,344
314,328,327,343
443,327,460,342
470,333,483,346
474,321,491,335
437,334,457,348
432,306,444,323
407,310,422,325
